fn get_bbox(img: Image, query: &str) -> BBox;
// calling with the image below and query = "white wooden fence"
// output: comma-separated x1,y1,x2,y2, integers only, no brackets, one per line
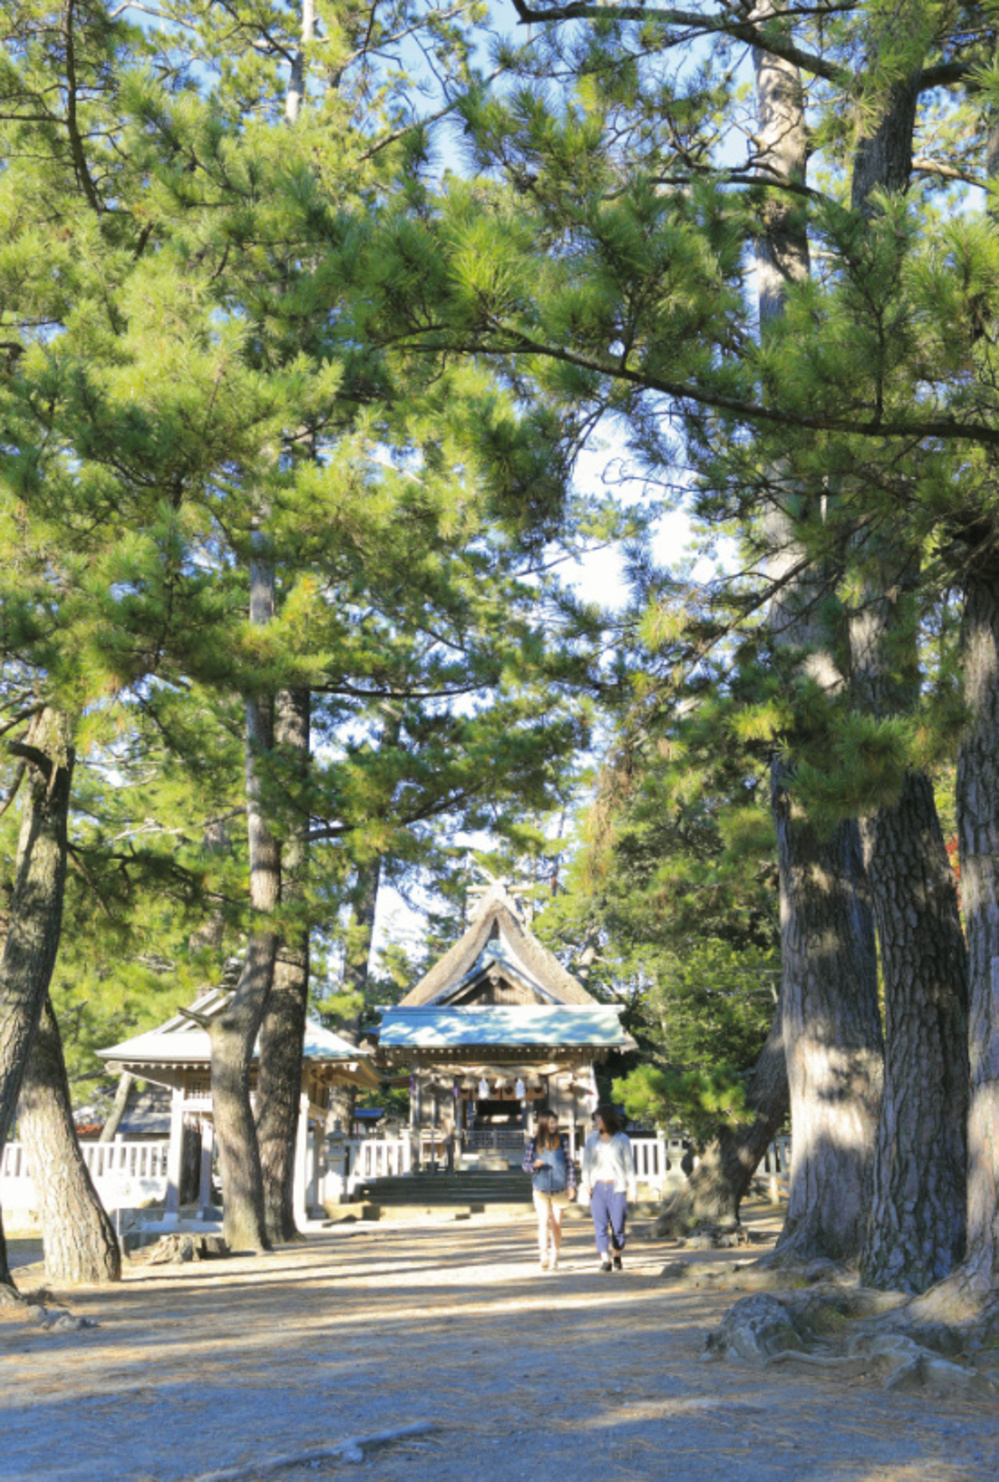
755,1134,792,1201
631,1134,688,1190
349,1135,413,1182
2,1130,793,1214
326,1132,792,1202
1,1138,170,1216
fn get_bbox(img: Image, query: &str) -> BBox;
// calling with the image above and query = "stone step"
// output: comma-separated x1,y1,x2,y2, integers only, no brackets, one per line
360,1173,528,1188
354,1183,532,1206
323,1199,664,1226
324,1201,536,1224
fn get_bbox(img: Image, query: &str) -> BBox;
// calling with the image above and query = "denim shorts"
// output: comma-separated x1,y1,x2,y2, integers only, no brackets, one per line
533,1188,570,1211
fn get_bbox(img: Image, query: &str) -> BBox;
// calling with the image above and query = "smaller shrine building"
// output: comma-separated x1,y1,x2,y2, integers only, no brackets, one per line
98,982,378,1225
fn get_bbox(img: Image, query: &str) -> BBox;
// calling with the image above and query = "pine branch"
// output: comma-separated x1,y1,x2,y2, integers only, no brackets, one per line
507,0,851,86
396,325,999,449
7,740,52,780
911,155,978,184
507,1,974,94
0,706,43,739
649,169,831,206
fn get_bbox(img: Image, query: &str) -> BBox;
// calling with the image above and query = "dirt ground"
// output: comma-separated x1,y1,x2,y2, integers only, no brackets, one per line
2,1207,998,1482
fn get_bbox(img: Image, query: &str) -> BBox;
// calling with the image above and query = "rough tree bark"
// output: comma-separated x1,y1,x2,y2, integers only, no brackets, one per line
856,772,969,1290
848,68,969,1294
654,994,788,1233
210,544,280,1253
851,569,969,1291
772,793,884,1261
19,996,121,1283
953,562,999,1299
256,687,311,1245
0,708,77,1291
0,709,76,1151
0,709,78,1292
754,11,884,1264
914,118,999,1311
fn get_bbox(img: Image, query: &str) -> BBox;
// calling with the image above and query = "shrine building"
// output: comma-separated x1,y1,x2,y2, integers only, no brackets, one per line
97,973,378,1225
376,883,635,1166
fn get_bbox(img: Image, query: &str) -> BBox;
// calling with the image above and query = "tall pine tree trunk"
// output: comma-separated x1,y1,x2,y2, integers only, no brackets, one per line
330,711,398,1129
0,710,75,1142
852,569,968,1290
256,687,311,1244
343,856,381,1009
848,72,968,1294
950,562,999,1299
856,771,968,1289
19,996,120,1283
327,854,383,1133
930,118,999,1309
246,9,319,1248
341,705,399,1023
773,796,883,1260
655,994,788,1232
754,12,884,1264
210,546,279,1253
0,709,76,1267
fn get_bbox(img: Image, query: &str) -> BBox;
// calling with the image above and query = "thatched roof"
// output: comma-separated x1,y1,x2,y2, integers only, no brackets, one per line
399,883,596,1008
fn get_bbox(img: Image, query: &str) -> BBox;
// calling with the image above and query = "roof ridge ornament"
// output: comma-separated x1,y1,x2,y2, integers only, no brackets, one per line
466,869,531,924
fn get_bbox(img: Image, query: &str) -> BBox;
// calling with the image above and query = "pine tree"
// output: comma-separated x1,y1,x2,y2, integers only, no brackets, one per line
1,0,610,1260
350,0,999,1292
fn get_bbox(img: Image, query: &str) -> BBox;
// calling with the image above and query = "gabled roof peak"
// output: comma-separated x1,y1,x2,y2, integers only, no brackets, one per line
469,880,526,926
400,880,596,1008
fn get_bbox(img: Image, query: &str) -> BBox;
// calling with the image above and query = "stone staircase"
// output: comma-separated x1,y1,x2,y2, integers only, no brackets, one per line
346,1169,533,1220
324,1169,662,1224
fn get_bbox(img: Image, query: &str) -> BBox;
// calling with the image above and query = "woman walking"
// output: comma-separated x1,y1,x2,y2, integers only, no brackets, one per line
581,1104,637,1272
522,1108,576,1270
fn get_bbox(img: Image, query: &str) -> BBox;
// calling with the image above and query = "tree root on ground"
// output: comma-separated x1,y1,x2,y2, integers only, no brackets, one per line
188,1422,437,1482
664,1221,773,1251
0,1279,22,1306
131,1233,231,1266
659,1252,859,1292
695,1278,999,1395
0,1277,96,1334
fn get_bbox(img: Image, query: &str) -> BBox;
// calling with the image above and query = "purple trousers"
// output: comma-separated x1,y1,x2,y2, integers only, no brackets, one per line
589,1182,627,1256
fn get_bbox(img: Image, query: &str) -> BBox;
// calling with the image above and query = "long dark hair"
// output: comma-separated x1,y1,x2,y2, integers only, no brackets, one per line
535,1109,561,1150
594,1103,623,1136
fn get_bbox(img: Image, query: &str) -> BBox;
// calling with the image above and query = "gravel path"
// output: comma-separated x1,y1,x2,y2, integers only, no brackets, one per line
2,1211,998,1482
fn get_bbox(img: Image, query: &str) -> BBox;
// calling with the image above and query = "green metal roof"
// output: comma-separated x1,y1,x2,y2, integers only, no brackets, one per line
377,1005,630,1050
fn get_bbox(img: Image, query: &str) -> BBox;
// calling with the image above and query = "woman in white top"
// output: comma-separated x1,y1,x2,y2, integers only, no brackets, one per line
581,1103,637,1272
